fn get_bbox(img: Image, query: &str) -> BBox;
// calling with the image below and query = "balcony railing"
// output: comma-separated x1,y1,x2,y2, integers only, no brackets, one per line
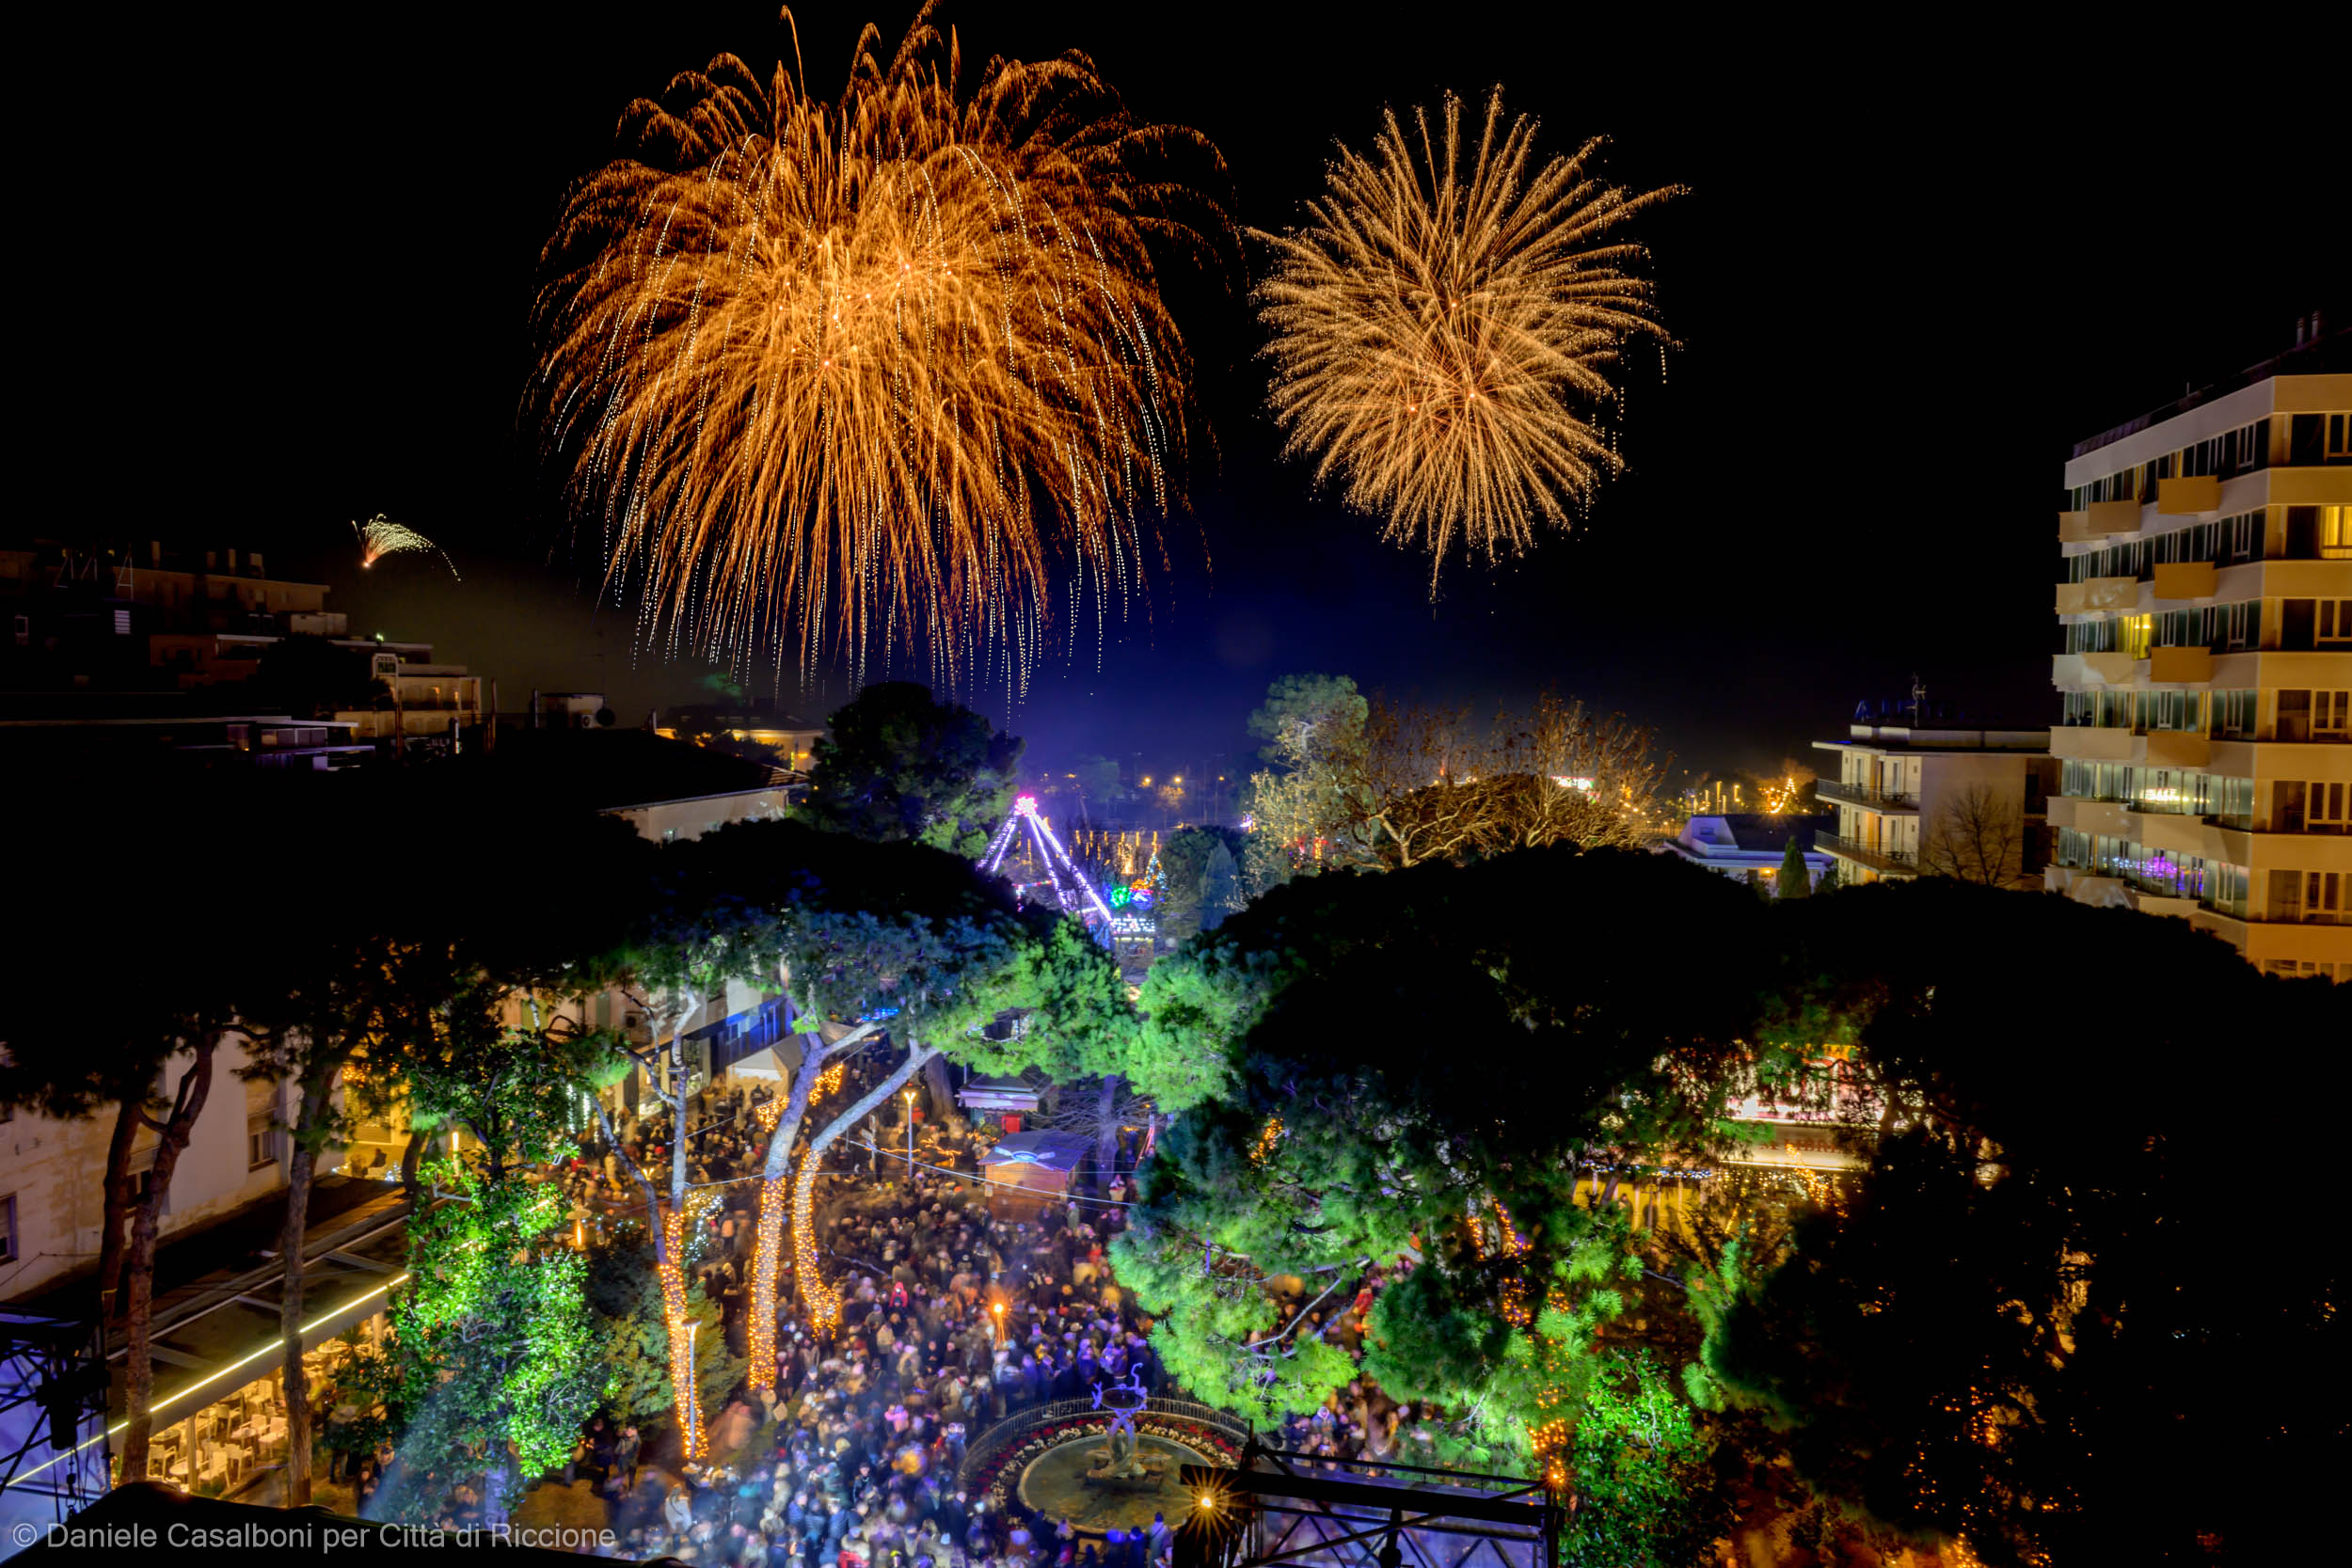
1814,780,1918,811
1815,832,1916,868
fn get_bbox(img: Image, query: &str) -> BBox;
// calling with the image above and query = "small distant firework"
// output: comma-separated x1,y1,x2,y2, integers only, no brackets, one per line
1256,91,1677,585
352,514,458,578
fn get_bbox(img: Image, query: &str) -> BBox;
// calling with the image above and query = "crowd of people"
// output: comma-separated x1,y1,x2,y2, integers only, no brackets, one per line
350,1045,1419,1561
564,1053,1183,1563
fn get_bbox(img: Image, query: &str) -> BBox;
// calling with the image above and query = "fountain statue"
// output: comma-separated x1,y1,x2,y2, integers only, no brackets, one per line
1085,1370,1168,1489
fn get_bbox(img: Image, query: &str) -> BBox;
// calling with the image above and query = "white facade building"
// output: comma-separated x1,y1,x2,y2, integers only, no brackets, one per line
1813,713,2052,888
2045,325,2352,978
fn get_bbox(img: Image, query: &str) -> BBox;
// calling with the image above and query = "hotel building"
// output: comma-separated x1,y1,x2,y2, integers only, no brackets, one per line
2045,321,2352,980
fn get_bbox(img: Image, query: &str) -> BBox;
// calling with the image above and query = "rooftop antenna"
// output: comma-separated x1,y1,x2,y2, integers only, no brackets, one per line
1910,674,1927,726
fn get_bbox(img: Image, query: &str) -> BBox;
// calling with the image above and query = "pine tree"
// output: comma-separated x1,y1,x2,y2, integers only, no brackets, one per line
1776,836,1812,899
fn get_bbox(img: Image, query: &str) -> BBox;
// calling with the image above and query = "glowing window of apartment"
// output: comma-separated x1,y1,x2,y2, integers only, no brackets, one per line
2322,506,2352,560
2306,871,2345,922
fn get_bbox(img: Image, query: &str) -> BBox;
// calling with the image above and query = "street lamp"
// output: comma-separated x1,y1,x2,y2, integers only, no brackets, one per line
991,1299,1007,1348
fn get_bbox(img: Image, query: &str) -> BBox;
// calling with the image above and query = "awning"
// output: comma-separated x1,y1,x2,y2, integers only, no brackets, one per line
980,1130,1092,1173
959,1074,1041,1112
727,1041,803,1080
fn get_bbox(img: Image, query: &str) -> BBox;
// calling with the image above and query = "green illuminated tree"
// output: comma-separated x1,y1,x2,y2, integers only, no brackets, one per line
345,1164,605,1523
337,894,634,1523
1118,848,1765,1520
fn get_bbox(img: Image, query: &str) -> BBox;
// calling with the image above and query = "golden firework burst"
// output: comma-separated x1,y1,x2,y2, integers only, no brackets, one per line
1255,91,1676,583
532,9,1225,693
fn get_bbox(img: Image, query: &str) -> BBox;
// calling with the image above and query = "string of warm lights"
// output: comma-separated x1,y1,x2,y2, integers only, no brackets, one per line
750,1056,845,1386
656,1188,723,1460
1468,1191,1569,1490
793,1147,842,1330
748,1171,787,1390
1249,1115,1285,1166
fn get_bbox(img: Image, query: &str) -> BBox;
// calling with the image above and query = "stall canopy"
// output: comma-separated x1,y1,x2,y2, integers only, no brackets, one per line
958,1073,1043,1114
978,1130,1092,1221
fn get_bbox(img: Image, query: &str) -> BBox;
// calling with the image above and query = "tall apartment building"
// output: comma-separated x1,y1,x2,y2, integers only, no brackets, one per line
1812,702,2053,888
2045,321,2351,980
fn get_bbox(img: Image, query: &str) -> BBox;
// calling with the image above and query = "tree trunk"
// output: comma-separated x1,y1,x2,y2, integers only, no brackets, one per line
1093,1076,1121,1196
277,1072,337,1506
746,1021,881,1386
922,1053,956,1127
118,1035,217,1484
398,1125,436,1199
791,1046,939,1321
96,1097,140,1323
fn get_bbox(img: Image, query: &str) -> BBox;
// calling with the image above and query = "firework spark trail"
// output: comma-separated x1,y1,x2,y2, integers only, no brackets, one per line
533,10,1224,692
351,515,459,578
1255,91,1677,587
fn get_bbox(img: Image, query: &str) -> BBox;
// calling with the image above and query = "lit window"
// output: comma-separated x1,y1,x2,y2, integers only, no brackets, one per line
2311,781,2350,832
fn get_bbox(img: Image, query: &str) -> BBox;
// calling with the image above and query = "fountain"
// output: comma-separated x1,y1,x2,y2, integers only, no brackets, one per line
1006,1371,1223,1533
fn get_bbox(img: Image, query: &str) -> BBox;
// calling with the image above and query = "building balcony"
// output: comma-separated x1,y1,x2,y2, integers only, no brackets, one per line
1814,780,1919,814
2156,475,2222,515
2143,729,2211,768
2152,561,2218,600
2268,467,2352,506
2048,724,2137,762
2149,645,2215,684
2059,499,2144,542
2053,650,2142,689
2047,796,2134,837
2081,576,2139,612
1814,832,1916,874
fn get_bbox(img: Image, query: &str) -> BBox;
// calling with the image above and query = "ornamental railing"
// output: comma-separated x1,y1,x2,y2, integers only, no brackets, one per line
1812,781,1916,810
957,1391,1251,1493
1814,832,1916,866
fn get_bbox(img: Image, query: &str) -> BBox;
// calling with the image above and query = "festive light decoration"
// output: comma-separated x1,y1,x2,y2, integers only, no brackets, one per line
978,795,1119,940
657,1189,723,1460
530,14,1219,690
352,513,458,578
1255,91,1675,584
750,1053,850,1386
792,1147,841,1329
1248,1115,1285,1166
749,1171,788,1388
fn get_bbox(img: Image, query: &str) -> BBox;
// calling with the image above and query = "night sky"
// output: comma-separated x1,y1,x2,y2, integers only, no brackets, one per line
129,6,2345,784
